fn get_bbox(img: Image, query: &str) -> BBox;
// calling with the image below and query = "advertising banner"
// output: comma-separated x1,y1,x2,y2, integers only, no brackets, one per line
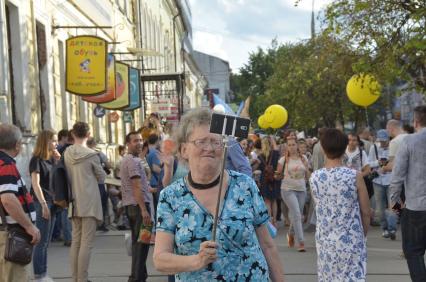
66,35,107,95
122,67,141,111
83,54,116,103
100,62,130,109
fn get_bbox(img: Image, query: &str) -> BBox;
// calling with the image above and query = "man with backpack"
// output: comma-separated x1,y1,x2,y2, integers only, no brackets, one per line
64,122,106,282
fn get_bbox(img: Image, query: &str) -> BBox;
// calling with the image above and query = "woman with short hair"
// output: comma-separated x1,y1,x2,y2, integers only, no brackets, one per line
153,108,284,281
310,129,370,281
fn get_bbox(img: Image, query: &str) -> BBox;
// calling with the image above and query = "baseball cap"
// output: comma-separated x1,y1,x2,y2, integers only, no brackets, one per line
376,129,389,141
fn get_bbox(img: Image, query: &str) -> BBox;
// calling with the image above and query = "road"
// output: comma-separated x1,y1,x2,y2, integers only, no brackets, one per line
40,224,412,282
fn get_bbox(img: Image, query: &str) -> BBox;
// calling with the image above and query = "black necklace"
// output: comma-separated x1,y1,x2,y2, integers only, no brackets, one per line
187,172,220,190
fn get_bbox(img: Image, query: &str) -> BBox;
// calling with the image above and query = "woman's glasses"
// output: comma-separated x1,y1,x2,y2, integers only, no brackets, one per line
187,138,223,150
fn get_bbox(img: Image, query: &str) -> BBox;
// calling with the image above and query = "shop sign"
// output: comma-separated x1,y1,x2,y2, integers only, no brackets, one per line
100,61,130,109
122,67,141,111
66,35,107,95
83,54,116,103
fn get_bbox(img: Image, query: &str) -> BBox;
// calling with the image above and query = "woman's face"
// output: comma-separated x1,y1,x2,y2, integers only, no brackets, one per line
239,139,248,151
288,131,297,139
181,125,223,172
49,134,58,151
299,143,307,154
287,139,298,155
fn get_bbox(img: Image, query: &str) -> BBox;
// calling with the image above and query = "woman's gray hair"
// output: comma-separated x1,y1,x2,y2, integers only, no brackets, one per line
0,124,22,150
173,107,212,151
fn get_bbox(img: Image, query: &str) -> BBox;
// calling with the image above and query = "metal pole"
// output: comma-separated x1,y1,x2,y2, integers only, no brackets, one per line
211,136,229,241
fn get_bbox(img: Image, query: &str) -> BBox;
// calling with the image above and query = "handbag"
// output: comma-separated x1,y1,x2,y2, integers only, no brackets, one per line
137,221,153,244
0,188,34,265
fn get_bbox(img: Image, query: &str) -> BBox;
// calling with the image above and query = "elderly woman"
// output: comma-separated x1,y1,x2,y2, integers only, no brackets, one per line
153,108,284,281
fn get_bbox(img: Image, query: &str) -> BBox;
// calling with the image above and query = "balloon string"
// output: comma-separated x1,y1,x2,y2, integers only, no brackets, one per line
365,107,370,128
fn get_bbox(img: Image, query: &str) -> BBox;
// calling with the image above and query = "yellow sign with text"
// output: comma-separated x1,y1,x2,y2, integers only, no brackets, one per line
66,35,107,95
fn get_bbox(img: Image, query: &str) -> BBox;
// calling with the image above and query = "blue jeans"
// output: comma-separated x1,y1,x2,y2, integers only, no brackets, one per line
60,208,72,241
281,189,306,243
51,208,72,242
33,201,57,277
373,183,397,232
99,184,108,225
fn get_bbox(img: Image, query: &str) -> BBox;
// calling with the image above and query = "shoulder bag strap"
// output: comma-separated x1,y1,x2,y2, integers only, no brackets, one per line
0,200,8,228
267,153,273,166
359,147,363,167
281,157,287,178
374,144,378,160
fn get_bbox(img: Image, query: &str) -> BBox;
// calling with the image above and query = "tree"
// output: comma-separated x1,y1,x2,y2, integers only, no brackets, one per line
324,0,426,91
230,40,279,119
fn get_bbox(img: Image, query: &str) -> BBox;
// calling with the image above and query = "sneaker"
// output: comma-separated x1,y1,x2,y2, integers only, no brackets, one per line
389,230,396,240
36,275,55,282
287,233,295,248
371,220,381,227
297,242,306,252
382,230,390,238
97,225,109,232
63,241,71,247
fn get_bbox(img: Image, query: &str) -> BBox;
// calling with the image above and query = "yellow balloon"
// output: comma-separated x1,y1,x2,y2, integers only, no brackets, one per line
346,74,381,107
264,105,288,129
258,115,270,129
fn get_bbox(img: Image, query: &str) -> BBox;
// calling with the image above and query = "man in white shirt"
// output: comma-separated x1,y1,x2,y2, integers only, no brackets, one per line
368,129,397,240
385,120,408,171
343,133,370,176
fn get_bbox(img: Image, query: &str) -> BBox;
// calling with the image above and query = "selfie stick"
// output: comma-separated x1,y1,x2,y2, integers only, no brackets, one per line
211,117,236,241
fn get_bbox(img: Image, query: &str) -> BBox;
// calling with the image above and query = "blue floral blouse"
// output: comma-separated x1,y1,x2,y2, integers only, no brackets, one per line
156,170,270,281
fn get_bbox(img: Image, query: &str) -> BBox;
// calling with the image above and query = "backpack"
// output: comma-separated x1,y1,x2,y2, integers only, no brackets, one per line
260,154,274,185
50,157,73,209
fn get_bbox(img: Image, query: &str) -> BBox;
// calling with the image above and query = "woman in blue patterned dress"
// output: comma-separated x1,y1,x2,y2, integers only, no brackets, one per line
309,129,371,281
153,108,284,281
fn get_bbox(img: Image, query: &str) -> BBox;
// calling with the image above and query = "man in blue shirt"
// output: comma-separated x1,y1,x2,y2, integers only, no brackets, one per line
146,134,164,209
226,138,252,177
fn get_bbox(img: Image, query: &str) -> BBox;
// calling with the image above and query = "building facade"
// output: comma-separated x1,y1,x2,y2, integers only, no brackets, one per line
192,50,231,103
0,0,205,182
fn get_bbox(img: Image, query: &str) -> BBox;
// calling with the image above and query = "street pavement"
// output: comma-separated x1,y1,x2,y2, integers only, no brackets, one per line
39,223,413,282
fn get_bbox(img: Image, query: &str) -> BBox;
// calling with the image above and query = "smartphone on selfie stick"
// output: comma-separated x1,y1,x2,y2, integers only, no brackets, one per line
209,113,250,241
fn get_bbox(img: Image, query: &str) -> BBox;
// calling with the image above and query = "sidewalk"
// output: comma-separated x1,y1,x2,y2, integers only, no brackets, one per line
41,225,412,282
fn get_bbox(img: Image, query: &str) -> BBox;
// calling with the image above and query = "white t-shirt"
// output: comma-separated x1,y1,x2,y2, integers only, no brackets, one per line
278,156,308,191
389,133,408,159
250,151,259,162
343,147,369,172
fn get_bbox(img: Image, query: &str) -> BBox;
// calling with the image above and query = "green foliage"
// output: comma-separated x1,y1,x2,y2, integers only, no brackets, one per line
324,0,426,91
231,34,388,130
266,34,364,129
231,40,279,119
230,0,425,131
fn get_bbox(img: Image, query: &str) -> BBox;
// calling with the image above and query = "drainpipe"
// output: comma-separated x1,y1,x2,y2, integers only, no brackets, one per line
30,0,41,132
173,14,178,72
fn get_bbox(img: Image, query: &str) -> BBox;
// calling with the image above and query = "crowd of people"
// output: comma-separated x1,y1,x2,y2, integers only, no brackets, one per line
0,105,425,282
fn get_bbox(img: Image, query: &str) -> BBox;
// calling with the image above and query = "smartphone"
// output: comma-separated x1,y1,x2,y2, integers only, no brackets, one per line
392,202,402,216
210,113,250,139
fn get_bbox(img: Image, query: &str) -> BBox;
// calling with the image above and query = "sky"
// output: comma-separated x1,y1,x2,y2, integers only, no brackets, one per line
189,0,333,72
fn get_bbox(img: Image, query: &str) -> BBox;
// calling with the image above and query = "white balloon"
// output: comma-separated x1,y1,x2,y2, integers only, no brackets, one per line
213,104,226,114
